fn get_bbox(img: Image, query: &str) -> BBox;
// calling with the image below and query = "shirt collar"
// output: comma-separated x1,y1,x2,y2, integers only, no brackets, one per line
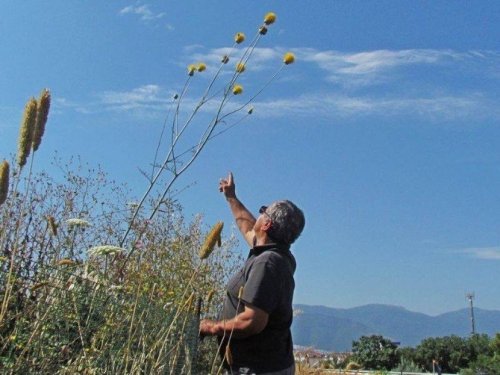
249,243,291,257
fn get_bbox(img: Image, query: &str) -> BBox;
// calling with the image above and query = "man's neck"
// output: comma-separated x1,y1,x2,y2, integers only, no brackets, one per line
253,235,274,247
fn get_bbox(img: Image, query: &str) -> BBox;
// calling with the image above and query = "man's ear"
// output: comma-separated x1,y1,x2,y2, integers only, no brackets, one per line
262,219,273,231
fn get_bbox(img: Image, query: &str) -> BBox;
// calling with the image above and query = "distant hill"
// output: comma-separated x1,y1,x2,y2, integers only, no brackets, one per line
292,304,500,351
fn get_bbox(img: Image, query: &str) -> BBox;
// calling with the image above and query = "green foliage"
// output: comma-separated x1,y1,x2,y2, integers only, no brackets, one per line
392,355,424,373
0,159,242,373
461,333,500,375
351,335,398,370
414,334,493,373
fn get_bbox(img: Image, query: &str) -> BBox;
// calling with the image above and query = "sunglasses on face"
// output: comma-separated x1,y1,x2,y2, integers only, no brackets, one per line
259,206,272,220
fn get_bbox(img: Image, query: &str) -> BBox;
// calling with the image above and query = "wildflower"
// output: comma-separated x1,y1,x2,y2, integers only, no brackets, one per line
234,32,245,44
264,12,277,25
221,55,229,64
17,98,37,167
259,26,268,35
32,88,51,152
232,85,243,95
283,52,295,65
66,218,91,227
197,63,207,72
47,215,58,236
0,160,9,206
187,64,196,76
88,245,125,257
236,63,245,73
199,221,223,259
57,259,75,266
247,106,254,115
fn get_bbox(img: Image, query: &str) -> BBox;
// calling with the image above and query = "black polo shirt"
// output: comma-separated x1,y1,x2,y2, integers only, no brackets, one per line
219,243,296,373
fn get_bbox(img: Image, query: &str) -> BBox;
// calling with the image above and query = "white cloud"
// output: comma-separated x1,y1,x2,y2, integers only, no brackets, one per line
99,84,168,112
461,247,500,260
295,48,496,87
249,92,497,121
119,4,165,22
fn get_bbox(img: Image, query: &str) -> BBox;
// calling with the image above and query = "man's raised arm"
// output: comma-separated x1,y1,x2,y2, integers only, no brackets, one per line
219,172,256,247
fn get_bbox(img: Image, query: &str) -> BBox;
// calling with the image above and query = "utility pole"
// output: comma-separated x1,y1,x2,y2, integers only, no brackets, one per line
466,292,476,335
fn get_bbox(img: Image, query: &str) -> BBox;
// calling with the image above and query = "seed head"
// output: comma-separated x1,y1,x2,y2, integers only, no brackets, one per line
283,52,295,65
66,218,91,227
232,85,243,95
187,64,196,76
88,245,125,257
236,63,245,73
57,259,75,266
225,345,233,366
264,12,277,25
17,98,38,167
197,63,207,72
32,89,51,152
199,221,223,259
234,32,245,44
0,160,10,206
47,215,58,236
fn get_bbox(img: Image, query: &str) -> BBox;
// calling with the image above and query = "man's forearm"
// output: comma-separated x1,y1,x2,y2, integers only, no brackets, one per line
226,197,256,240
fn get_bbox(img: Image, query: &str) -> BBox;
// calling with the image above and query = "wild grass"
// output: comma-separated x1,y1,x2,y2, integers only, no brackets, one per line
0,11,294,374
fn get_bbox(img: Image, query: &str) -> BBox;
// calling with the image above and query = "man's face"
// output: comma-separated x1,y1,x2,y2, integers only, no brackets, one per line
253,206,272,234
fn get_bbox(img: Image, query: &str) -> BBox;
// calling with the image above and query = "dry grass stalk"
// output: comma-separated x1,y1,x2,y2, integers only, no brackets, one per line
32,88,51,152
199,221,223,259
0,160,9,205
17,97,38,167
47,215,58,236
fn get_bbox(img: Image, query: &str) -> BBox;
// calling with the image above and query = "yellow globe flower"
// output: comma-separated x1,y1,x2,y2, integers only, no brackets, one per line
234,32,245,44
232,85,243,95
236,63,245,73
264,12,277,25
283,52,295,65
187,64,196,76
197,63,207,72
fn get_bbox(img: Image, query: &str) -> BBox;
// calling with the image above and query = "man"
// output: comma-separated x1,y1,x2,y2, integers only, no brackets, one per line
200,172,305,375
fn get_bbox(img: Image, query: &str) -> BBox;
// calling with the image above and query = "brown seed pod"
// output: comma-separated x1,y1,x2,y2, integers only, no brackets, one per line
17,98,37,167
199,221,223,259
0,160,9,206
32,89,51,152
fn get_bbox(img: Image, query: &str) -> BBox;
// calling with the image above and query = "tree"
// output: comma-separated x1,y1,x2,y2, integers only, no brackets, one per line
462,333,500,375
351,335,399,370
414,334,490,373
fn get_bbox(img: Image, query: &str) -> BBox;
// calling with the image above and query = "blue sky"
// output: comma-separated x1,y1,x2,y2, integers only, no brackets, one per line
1,1,499,317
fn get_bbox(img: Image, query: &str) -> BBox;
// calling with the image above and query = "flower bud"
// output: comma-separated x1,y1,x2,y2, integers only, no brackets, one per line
264,12,277,25
283,52,295,65
234,32,245,44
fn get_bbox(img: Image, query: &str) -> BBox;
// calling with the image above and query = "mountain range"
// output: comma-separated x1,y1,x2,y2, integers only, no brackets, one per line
292,304,500,351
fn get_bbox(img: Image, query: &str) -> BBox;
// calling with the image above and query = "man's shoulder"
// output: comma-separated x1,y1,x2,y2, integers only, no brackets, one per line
253,248,295,269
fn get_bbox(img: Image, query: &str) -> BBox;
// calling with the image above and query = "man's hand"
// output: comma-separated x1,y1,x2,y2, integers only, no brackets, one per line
219,172,236,200
199,319,218,337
